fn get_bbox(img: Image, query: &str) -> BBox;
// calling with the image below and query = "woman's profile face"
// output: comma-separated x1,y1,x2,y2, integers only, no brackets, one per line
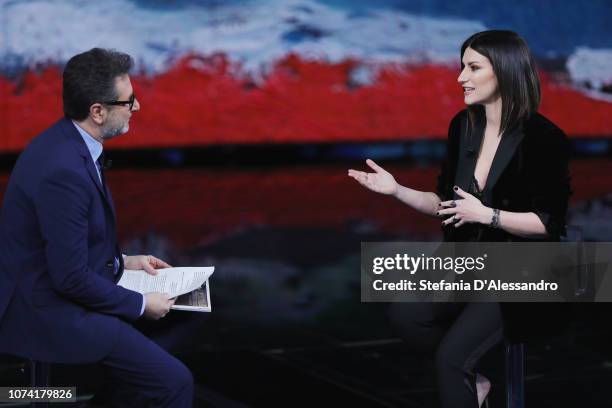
458,47,499,106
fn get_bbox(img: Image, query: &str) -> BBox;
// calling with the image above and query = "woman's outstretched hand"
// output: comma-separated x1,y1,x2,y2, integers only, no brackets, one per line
348,159,398,195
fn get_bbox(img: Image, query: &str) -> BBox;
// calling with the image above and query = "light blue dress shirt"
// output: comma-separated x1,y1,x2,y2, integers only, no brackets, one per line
72,121,146,316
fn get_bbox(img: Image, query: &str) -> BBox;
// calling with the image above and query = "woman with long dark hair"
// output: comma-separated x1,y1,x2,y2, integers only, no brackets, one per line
348,30,571,407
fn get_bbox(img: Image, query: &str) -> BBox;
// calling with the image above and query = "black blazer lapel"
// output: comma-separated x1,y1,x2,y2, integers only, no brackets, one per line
454,113,483,196
482,125,524,203
453,112,525,205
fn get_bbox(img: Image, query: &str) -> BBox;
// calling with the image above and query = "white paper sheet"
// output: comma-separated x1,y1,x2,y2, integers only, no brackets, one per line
117,267,214,298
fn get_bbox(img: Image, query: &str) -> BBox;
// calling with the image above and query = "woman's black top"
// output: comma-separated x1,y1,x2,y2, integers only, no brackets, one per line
436,108,572,341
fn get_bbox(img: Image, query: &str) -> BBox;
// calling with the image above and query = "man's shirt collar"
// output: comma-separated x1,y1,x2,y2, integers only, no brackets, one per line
72,120,103,164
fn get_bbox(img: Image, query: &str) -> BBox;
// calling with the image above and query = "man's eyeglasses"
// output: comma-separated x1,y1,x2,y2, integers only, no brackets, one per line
104,93,136,111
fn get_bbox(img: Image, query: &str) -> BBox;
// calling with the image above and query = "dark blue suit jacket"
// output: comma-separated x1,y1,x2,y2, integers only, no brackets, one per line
0,118,142,363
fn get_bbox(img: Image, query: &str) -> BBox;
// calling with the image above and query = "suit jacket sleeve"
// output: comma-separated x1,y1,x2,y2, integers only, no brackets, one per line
34,169,142,321
527,126,572,238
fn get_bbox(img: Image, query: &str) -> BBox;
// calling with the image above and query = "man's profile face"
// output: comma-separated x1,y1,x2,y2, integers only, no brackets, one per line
101,74,140,140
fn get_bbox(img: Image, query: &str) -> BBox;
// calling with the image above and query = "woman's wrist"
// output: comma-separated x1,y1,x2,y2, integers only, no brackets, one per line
391,183,401,198
481,206,495,225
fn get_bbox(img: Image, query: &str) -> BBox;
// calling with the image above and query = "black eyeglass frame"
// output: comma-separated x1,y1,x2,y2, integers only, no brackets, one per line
103,93,136,111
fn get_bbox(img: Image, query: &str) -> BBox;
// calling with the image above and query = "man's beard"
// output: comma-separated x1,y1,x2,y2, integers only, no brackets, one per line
102,121,129,140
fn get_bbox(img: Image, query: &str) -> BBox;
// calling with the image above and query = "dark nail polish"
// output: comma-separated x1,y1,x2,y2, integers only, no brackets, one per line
453,186,458,191
436,212,440,216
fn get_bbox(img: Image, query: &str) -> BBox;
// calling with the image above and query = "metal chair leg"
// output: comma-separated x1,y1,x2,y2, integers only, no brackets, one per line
505,342,525,408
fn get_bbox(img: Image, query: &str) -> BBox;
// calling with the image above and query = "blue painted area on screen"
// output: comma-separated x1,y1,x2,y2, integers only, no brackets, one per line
319,0,612,57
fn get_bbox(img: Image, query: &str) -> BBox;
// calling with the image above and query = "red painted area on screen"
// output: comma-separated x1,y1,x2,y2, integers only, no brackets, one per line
1,54,611,152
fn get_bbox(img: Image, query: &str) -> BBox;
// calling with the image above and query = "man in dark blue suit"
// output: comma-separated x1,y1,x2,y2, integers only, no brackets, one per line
0,48,193,407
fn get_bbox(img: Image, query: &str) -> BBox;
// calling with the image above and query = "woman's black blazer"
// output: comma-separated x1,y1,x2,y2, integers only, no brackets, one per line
436,108,572,341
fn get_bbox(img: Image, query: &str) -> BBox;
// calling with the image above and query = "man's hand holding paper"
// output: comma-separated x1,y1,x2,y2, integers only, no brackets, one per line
124,254,172,276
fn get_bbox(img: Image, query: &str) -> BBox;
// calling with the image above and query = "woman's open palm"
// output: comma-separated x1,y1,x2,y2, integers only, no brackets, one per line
348,159,398,195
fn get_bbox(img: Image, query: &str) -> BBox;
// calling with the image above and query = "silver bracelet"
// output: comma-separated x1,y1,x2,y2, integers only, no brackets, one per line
490,208,500,228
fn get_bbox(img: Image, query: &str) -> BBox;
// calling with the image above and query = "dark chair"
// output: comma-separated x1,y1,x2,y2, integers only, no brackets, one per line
30,360,50,408
504,225,586,408
505,342,524,408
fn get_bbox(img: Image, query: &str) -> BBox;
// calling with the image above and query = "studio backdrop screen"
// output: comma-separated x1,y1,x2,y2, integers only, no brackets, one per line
1,0,611,153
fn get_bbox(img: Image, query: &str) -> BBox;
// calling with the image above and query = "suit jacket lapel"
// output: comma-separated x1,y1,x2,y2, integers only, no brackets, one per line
61,119,117,220
482,125,524,200
102,175,117,220
453,113,525,205
454,113,484,196
85,157,106,197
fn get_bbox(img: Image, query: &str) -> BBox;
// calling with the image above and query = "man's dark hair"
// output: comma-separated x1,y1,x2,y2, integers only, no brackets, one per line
63,48,134,120
461,30,541,134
